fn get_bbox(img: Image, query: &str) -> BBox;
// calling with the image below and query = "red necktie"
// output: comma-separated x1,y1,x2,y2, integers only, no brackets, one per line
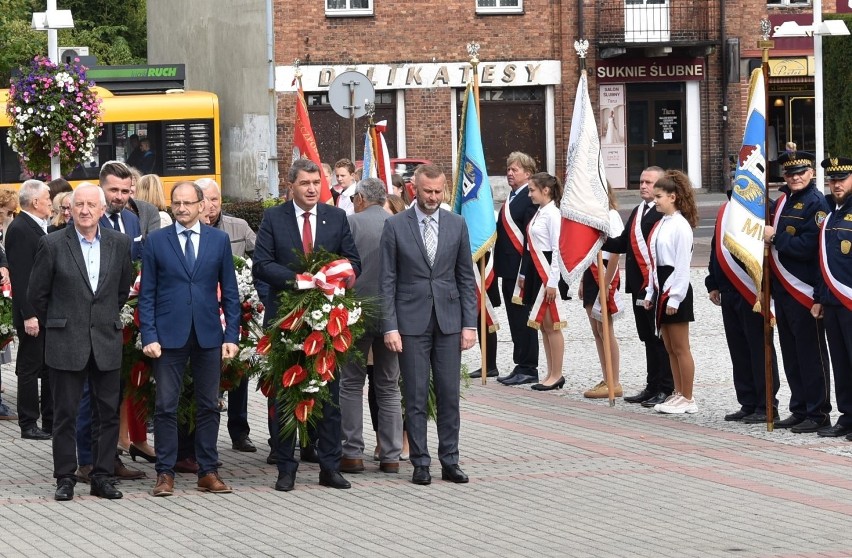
302,213,313,254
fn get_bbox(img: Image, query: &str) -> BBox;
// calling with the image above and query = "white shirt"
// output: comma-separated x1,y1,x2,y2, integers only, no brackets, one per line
22,210,48,234
645,211,693,308
602,208,625,261
293,204,317,248
527,201,562,287
175,221,201,257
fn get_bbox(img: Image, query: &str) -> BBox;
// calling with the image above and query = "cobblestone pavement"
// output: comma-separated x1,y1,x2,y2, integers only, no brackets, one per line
1,267,851,558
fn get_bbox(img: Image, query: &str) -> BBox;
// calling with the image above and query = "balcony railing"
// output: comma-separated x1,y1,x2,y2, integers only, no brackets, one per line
597,0,720,46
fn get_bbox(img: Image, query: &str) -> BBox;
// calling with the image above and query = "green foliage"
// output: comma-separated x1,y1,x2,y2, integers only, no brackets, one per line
0,0,147,87
223,200,267,231
823,15,852,157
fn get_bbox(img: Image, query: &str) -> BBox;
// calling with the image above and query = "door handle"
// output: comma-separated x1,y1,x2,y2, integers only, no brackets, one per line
651,138,657,147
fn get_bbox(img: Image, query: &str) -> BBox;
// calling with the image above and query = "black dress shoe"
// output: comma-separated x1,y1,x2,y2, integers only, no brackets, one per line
468,368,499,378
742,410,778,424
275,472,295,492
440,464,469,483
411,465,431,485
300,444,319,463
90,477,123,499
500,374,538,386
791,419,829,434
231,436,257,453
775,415,805,429
623,389,653,404
266,451,278,465
724,408,753,422
21,427,51,440
531,377,565,391
496,371,517,384
640,392,669,408
55,478,75,501
318,470,351,489
818,423,852,437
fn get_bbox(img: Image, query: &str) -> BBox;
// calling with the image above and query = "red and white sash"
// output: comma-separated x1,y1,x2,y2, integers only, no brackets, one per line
769,194,814,309
819,212,852,311
526,217,565,330
501,198,526,305
588,260,623,320
473,252,500,332
715,203,775,318
646,220,667,336
630,205,652,293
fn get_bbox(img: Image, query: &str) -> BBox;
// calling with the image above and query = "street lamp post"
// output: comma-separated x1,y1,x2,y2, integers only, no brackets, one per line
773,1,850,189
31,0,74,179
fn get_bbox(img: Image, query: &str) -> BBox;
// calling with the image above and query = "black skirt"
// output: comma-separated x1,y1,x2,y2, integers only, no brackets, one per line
581,259,610,308
654,264,694,330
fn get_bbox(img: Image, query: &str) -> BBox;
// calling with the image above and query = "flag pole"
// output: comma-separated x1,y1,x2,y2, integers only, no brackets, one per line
467,42,489,386
758,19,775,432
575,39,616,406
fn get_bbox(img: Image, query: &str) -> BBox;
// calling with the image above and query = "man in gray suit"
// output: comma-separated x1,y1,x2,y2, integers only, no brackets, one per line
340,178,403,474
28,183,133,501
380,164,477,486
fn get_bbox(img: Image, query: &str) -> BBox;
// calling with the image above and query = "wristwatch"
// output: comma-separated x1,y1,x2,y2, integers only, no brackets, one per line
769,233,777,244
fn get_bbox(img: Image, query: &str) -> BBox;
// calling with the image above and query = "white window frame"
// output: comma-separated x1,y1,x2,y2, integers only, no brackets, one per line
476,0,523,15
325,0,373,17
766,0,811,6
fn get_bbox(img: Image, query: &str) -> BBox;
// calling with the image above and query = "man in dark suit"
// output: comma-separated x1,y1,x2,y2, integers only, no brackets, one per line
602,166,674,407
340,178,403,474
6,179,53,440
28,184,133,501
493,152,540,385
253,158,361,492
139,181,241,497
99,161,144,260
380,163,478,486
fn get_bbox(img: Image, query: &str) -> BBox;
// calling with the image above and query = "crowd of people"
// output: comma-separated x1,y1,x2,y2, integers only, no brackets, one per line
1,147,852,502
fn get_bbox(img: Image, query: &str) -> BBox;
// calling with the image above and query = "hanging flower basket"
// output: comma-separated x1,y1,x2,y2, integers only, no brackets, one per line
5,55,102,176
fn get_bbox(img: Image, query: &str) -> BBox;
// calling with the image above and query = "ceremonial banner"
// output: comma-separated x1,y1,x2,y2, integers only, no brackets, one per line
558,70,610,285
292,85,332,203
723,68,767,306
451,82,498,331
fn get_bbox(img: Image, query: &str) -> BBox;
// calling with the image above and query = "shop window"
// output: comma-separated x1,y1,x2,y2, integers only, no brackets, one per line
767,0,810,5
476,0,523,15
326,0,373,17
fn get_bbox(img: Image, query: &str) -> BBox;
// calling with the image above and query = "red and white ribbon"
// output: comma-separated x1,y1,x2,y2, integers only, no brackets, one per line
819,212,852,311
769,194,814,309
501,200,526,305
295,259,356,296
526,221,564,330
630,205,652,293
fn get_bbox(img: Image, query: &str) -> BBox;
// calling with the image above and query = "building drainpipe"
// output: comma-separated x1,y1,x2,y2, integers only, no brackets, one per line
266,0,279,198
720,0,729,193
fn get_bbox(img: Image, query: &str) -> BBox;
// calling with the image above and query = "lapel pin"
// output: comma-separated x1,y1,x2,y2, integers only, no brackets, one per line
322,220,326,225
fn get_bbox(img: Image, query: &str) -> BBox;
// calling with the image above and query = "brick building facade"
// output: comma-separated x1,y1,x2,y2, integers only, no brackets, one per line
272,0,844,193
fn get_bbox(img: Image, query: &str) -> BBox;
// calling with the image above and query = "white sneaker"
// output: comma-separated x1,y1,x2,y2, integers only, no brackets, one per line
681,398,698,414
654,392,681,412
657,396,691,414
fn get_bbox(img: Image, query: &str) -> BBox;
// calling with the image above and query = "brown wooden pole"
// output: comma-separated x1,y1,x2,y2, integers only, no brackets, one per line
759,30,775,432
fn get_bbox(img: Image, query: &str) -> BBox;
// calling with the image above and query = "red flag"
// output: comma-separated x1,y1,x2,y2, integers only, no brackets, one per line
292,86,332,203
558,70,611,284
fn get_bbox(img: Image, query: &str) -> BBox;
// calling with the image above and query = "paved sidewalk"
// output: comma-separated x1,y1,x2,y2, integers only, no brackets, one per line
0,269,850,557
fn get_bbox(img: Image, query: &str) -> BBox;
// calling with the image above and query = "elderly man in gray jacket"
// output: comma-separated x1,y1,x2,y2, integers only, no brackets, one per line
340,178,403,474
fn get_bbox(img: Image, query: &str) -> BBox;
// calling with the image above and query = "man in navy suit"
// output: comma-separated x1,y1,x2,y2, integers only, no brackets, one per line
253,158,361,492
139,181,241,497
98,161,144,261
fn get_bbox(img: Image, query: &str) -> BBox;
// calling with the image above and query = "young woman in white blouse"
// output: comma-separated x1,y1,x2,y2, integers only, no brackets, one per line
518,173,567,391
643,170,700,414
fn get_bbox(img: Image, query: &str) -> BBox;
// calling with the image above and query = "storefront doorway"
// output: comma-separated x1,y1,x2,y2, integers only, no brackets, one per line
626,83,685,187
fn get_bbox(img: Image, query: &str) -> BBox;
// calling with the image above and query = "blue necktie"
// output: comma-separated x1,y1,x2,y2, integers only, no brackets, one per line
109,213,121,231
182,230,196,269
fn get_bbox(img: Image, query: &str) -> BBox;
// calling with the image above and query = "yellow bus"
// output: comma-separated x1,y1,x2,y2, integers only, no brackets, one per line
0,86,221,193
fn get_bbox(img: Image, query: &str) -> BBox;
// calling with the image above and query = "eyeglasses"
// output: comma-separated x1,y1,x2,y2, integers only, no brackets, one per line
60,206,71,211
171,200,201,208
349,192,361,202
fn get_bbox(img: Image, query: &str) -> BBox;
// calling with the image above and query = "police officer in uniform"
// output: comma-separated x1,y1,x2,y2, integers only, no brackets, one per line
706,198,780,423
763,150,832,433
813,157,852,438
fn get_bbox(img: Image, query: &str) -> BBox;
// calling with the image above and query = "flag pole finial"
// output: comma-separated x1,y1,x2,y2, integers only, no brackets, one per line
293,58,302,79
757,19,774,63
574,39,589,72
365,100,375,122
467,42,480,65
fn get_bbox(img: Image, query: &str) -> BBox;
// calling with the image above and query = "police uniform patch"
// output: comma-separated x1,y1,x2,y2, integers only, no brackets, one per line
786,225,796,235
816,211,828,226
794,202,804,209
842,240,852,255
845,214,852,221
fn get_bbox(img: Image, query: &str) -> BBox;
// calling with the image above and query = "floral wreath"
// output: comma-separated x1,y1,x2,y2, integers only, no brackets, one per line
258,250,367,443
5,55,102,176
0,284,16,350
